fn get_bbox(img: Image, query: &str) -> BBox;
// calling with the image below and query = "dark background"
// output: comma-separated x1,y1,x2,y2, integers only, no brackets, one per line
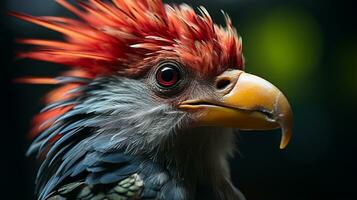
1,0,356,199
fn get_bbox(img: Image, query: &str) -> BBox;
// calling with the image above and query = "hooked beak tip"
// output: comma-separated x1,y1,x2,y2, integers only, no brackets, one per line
179,70,294,149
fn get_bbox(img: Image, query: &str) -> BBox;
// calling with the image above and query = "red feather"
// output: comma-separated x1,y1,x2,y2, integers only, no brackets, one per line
13,0,244,140
11,0,243,77
29,105,75,139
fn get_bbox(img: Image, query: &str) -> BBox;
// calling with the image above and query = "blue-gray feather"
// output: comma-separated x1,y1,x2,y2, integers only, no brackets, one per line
28,76,243,200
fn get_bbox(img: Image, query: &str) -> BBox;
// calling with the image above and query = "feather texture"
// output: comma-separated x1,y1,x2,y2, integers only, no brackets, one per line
13,1,247,199
13,0,244,140
11,0,243,77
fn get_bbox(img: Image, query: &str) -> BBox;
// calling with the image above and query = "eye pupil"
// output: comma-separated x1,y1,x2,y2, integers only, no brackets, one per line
161,67,175,82
156,63,180,87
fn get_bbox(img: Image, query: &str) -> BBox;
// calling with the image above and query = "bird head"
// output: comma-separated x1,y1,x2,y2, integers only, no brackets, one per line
13,0,292,174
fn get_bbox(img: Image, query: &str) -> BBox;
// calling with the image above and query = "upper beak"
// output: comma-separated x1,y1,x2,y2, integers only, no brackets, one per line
179,70,293,149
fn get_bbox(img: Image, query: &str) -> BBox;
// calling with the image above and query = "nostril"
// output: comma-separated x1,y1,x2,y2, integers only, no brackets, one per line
216,78,231,90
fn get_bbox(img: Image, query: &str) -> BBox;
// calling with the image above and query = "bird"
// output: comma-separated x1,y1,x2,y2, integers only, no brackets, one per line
12,0,293,200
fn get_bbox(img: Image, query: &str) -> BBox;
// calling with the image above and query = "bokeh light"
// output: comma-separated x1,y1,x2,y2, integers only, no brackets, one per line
242,6,323,97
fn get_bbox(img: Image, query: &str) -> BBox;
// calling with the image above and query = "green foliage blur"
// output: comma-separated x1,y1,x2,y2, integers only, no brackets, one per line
243,6,323,97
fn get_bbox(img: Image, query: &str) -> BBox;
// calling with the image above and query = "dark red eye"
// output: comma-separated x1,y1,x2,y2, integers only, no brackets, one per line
156,62,180,87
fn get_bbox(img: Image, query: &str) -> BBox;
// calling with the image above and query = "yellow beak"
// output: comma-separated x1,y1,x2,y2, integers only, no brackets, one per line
179,70,293,149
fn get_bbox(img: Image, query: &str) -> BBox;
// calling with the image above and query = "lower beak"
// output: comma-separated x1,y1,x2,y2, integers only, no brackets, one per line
179,70,293,149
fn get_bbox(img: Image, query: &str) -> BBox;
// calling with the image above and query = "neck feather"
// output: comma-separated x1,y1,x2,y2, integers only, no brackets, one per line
156,127,236,188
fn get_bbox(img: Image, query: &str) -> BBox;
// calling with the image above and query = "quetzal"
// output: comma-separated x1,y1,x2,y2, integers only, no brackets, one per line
12,0,293,200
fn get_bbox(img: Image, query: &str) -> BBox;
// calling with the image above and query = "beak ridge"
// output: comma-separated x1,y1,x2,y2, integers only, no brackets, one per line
179,71,293,149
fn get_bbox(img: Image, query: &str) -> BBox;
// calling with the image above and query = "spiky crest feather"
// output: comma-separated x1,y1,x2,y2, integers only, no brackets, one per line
12,0,244,141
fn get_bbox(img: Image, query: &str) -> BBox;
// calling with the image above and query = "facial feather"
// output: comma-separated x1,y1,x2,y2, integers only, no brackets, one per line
14,1,249,199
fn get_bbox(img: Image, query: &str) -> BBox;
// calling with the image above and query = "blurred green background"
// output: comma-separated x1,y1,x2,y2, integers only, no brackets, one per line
1,0,356,199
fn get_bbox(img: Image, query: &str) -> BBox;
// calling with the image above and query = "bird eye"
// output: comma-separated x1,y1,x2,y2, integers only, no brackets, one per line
156,62,181,88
